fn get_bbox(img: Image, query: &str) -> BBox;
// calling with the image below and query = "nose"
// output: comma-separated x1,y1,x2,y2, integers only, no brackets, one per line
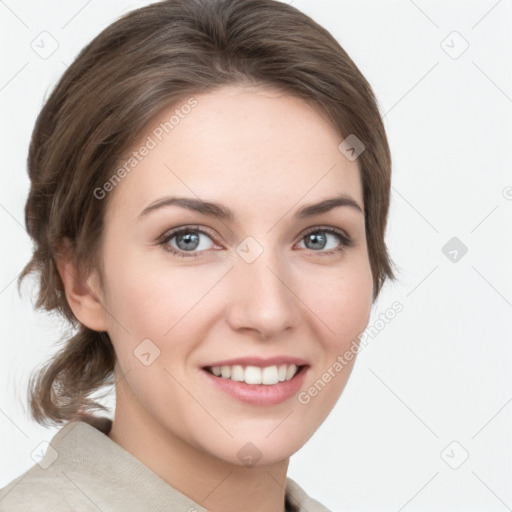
225,242,301,340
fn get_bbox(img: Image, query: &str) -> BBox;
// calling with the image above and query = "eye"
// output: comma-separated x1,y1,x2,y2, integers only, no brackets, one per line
158,225,353,259
159,226,217,258
297,227,353,255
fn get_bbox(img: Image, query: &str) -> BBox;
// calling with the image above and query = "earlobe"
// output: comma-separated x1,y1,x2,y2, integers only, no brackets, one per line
55,253,109,332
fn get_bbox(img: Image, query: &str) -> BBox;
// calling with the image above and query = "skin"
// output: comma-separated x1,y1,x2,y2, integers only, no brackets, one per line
58,84,374,512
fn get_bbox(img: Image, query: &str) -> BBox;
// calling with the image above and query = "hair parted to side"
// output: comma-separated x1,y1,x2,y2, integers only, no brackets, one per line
19,0,397,429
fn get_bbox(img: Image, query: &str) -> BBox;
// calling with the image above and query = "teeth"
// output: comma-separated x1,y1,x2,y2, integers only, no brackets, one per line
278,364,287,382
286,365,297,380
231,365,244,382
221,365,231,379
262,366,279,385
245,366,262,384
208,364,300,385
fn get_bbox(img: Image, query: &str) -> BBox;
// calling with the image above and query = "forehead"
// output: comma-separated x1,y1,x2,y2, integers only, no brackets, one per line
106,84,362,222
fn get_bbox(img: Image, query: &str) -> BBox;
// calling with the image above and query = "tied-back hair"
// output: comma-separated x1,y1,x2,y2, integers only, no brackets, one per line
18,0,396,430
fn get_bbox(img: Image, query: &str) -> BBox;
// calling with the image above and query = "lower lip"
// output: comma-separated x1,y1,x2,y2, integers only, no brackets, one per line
201,366,309,405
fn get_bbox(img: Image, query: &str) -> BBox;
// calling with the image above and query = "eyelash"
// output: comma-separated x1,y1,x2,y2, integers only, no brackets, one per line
158,225,354,259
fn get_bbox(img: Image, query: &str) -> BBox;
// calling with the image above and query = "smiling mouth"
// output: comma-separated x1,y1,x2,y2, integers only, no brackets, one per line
202,364,307,386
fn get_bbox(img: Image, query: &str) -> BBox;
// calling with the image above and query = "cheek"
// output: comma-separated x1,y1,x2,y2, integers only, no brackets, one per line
101,247,206,336
305,258,373,347
292,263,372,438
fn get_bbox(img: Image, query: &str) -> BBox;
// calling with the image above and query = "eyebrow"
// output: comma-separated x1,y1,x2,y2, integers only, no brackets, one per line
137,194,363,222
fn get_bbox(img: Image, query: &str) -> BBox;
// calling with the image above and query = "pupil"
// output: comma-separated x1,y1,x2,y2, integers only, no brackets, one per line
307,232,326,250
178,231,199,250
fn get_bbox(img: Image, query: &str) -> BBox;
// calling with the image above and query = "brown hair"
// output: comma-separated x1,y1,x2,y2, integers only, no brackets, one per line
19,0,396,430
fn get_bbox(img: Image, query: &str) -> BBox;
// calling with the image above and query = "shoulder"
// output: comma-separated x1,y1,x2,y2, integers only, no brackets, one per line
286,477,333,512
0,463,73,512
0,419,110,512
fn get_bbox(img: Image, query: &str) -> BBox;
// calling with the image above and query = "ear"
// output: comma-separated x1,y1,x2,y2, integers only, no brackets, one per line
55,246,109,332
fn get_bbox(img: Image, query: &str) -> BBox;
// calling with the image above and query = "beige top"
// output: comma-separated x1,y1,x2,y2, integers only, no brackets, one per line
0,417,331,512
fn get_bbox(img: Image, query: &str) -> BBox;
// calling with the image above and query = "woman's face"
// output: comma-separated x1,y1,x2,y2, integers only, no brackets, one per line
96,84,373,465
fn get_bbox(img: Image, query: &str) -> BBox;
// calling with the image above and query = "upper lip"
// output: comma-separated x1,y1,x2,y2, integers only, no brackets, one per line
203,356,309,368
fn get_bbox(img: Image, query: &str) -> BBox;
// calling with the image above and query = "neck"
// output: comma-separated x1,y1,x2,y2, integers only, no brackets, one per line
107,377,292,512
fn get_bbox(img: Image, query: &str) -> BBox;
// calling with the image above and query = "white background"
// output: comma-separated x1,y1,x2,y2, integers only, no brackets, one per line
1,1,511,511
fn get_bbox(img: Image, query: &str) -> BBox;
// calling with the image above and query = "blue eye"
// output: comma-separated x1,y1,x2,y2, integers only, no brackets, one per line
160,226,215,258
298,227,353,255
158,225,353,259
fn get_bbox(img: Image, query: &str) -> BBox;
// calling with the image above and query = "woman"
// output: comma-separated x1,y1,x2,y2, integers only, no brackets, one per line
0,0,396,510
